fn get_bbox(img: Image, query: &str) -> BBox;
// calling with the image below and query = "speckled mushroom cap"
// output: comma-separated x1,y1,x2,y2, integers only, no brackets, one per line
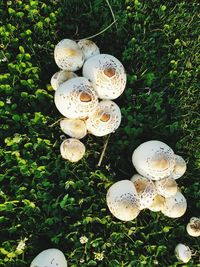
161,191,187,218
60,138,85,162
86,100,121,137
82,54,126,99
30,248,67,267
148,194,165,212
186,217,200,237
78,39,100,60
54,77,98,119
106,180,140,221
54,39,84,71
130,174,157,210
175,244,191,263
171,154,187,179
60,118,87,139
155,177,178,198
132,140,175,180
51,70,77,90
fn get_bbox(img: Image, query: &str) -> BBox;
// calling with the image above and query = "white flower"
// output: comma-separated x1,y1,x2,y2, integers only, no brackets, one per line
80,236,88,244
16,237,28,252
93,251,104,261
80,258,85,263
6,97,11,104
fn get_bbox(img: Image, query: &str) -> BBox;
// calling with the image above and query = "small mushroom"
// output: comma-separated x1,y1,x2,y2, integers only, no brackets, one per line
171,154,187,179
78,39,100,60
60,138,85,162
82,54,126,99
155,177,178,198
54,77,98,119
106,180,140,221
54,39,84,71
60,118,87,139
175,244,191,263
30,248,68,267
161,191,187,218
51,70,77,90
132,140,175,180
186,217,200,237
130,174,157,210
148,194,165,212
86,100,121,137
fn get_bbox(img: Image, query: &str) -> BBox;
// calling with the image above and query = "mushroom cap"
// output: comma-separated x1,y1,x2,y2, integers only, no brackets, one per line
161,191,187,218
54,39,84,71
171,154,187,179
86,100,121,137
175,244,191,263
54,77,98,119
155,177,178,198
30,248,67,267
132,140,175,180
186,217,200,237
60,118,87,139
82,54,126,100
130,174,157,210
148,194,165,212
51,70,77,90
106,180,140,221
60,138,85,162
78,39,100,60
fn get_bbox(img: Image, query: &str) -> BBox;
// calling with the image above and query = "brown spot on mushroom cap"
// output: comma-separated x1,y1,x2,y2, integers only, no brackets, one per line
152,157,169,170
65,48,77,57
80,91,92,102
100,112,110,122
134,180,147,193
103,67,116,78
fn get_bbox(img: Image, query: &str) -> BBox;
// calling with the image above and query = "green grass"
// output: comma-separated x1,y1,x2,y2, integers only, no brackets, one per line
0,0,199,266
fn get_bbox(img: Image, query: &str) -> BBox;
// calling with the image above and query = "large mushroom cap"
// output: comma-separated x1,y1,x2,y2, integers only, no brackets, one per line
186,217,200,237
60,138,85,162
60,118,87,139
161,191,187,218
175,244,191,263
54,39,84,71
130,174,157,210
155,177,178,198
148,194,165,212
30,248,67,267
132,140,175,180
51,70,77,91
78,39,100,60
106,180,140,221
54,77,98,119
171,154,187,179
86,100,121,137
82,54,126,100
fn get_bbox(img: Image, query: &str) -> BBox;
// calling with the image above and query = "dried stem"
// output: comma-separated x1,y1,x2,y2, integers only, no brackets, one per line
48,118,63,128
97,134,111,167
105,0,118,30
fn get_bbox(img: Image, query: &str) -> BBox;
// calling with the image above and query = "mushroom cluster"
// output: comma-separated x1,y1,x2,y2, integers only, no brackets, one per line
106,140,188,221
51,39,126,162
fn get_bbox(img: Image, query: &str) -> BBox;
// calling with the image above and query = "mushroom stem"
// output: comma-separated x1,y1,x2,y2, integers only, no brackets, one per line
48,118,63,127
97,134,111,167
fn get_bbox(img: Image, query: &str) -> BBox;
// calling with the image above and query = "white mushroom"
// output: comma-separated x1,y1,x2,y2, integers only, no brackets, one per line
148,194,165,212
54,77,98,119
82,54,126,99
86,100,121,137
155,177,178,198
106,180,140,221
30,248,67,267
78,39,100,60
51,70,77,90
60,138,85,162
130,174,157,210
175,244,191,263
161,191,187,218
132,140,175,180
60,118,87,139
186,217,200,237
171,154,187,179
54,39,84,71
